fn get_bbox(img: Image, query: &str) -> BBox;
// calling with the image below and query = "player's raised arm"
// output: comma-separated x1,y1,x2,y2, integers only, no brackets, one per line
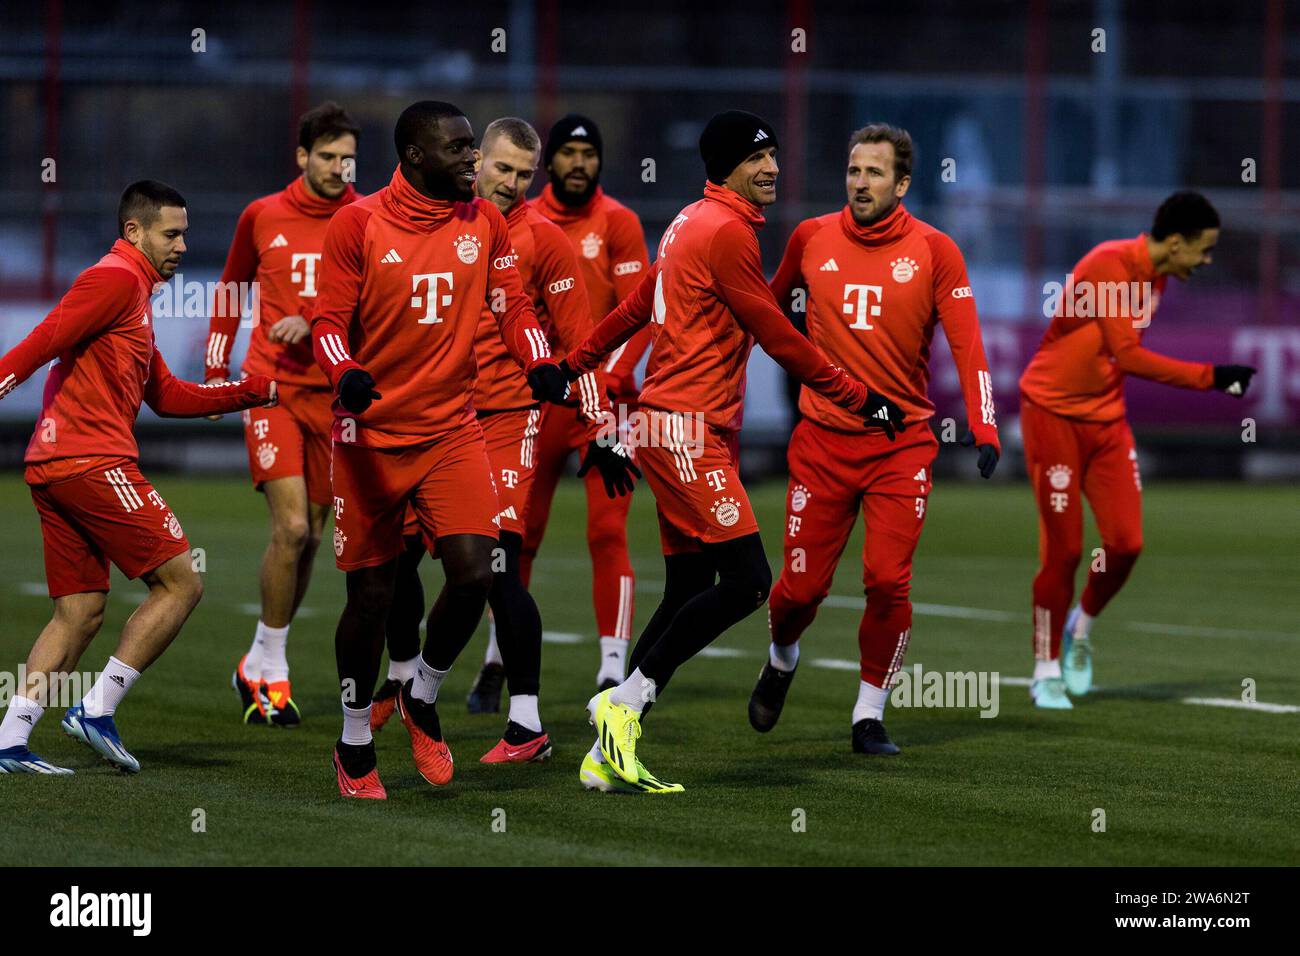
925,230,1000,476
710,219,905,437
145,347,276,417
0,268,133,400
601,205,654,397
204,200,264,383
562,261,658,379
310,204,377,413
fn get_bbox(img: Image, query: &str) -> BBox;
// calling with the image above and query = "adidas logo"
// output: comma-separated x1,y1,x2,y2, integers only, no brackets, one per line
873,407,890,421
380,249,402,264
571,125,588,136
914,468,927,482
754,129,770,142
268,233,288,249
819,258,839,272
110,674,126,687
18,713,32,724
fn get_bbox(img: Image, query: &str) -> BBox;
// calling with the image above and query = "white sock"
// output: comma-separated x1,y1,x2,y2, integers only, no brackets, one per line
82,656,140,718
387,655,418,684
1072,606,1094,640
1034,658,1062,680
256,621,291,683
852,679,889,724
609,668,654,713
412,657,449,704
341,703,372,745
0,695,44,749
484,614,502,667
243,627,263,682
597,637,627,681
588,738,605,764
508,693,542,733
769,640,799,672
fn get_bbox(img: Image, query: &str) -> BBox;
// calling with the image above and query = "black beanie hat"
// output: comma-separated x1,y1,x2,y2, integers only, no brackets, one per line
544,113,603,167
699,110,778,184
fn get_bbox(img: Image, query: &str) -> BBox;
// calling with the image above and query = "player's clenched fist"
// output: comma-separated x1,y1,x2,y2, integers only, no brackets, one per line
1213,364,1256,397
527,361,569,404
337,368,381,414
858,390,907,441
960,430,999,479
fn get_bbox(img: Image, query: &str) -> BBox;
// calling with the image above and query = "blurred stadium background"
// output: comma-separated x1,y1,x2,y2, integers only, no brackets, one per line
1,0,1296,480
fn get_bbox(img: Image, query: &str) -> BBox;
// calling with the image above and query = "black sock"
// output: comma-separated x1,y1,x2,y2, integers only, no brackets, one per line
489,532,543,697
637,534,771,690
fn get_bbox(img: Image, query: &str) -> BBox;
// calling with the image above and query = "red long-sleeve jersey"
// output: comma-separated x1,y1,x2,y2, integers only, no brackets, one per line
566,182,867,433
204,177,358,387
473,200,608,432
530,183,651,394
0,239,274,467
311,166,556,449
1019,234,1213,421
770,203,999,450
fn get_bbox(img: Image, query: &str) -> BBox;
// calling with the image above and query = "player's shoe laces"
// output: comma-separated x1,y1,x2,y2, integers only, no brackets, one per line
398,682,454,786
579,752,684,794
480,721,553,763
61,704,140,773
1061,608,1094,696
466,662,505,714
264,680,301,728
0,746,74,774
232,655,269,725
1030,677,1074,710
851,718,901,756
748,662,798,733
587,688,641,783
370,678,402,732
333,739,386,800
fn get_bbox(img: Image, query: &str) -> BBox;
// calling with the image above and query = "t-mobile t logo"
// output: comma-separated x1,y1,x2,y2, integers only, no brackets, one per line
411,273,454,324
843,284,883,331
500,468,519,488
333,496,345,519
290,253,322,297
705,469,727,491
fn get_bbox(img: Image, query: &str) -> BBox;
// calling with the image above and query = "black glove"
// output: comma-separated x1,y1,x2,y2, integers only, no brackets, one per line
528,362,569,404
960,431,999,479
859,391,907,441
1213,364,1256,397
557,358,582,383
338,368,380,415
577,440,642,498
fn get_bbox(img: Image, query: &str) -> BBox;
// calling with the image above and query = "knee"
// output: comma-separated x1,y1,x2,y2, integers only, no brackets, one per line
55,597,107,642
1101,538,1143,567
585,515,626,556
174,567,204,611
271,514,311,554
349,574,394,621
864,567,909,606
1046,545,1083,574
448,563,494,602
721,553,771,608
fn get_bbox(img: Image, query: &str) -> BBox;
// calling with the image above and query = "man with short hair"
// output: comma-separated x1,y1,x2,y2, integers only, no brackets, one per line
463,114,649,704
0,181,276,774
310,101,568,799
206,101,361,728
751,123,1001,756
560,110,904,792
1019,190,1256,708
372,117,635,764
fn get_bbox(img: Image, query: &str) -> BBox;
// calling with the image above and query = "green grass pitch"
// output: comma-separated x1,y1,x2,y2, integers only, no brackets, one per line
0,470,1296,866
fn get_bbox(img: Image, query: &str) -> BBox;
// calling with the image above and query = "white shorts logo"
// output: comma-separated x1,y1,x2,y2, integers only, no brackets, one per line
455,234,481,265
166,513,184,540
891,257,917,283
710,496,741,528
333,526,347,557
1047,464,1072,490
257,442,278,469
790,484,809,513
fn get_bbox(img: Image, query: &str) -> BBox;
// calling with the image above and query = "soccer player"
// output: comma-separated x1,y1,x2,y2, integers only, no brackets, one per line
463,113,650,706
558,110,906,792
749,124,1001,755
310,101,569,799
0,182,276,774
205,101,360,728
1019,191,1255,708
370,117,635,764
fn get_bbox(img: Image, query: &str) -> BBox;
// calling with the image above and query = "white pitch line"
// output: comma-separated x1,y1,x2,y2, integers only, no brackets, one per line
541,631,584,644
809,657,859,671
1181,697,1300,714
698,646,748,658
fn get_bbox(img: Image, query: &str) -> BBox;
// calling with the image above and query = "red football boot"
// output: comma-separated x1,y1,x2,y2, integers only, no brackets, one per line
333,740,387,800
397,682,454,786
370,679,402,732
480,721,553,763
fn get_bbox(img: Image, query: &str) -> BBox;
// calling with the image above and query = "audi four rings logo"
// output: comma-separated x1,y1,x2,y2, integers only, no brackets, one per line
493,254,518,270
548,277,576,294
613,261,643,276
951,286,973,299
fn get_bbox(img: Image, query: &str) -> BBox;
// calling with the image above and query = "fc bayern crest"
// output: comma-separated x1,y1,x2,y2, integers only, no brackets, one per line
454,233,481,264
711,496,741,527
334,526,347,557
581,232,602,259
891,257,917,283
166,514,184,539
791,484,810,513
1047,464,1072,490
